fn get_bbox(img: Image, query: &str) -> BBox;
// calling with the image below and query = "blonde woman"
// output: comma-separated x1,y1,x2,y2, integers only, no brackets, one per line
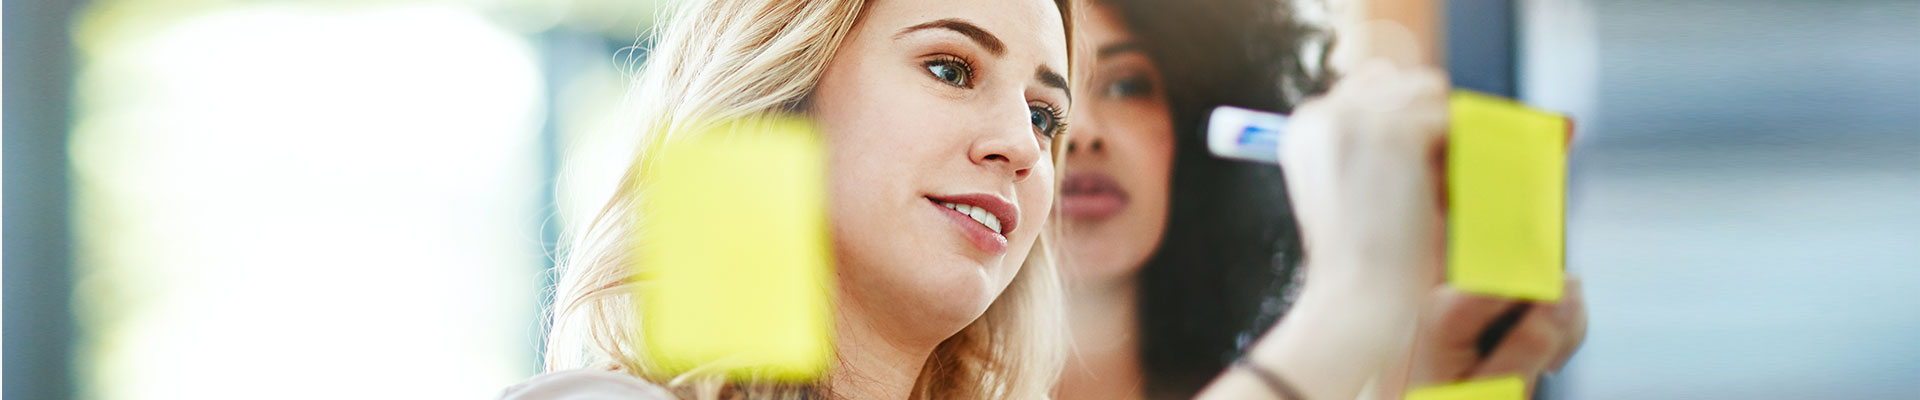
518,0,1074,397
505,0,1461,398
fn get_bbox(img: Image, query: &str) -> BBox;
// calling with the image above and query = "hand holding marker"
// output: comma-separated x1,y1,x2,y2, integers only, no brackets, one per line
1206,91,1571,400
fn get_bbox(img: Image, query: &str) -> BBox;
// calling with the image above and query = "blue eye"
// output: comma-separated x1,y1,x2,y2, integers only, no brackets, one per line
1030,105,1064,138
925,56,973,87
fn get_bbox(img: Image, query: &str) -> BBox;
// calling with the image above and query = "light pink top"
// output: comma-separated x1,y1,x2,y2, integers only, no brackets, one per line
498,369,675,400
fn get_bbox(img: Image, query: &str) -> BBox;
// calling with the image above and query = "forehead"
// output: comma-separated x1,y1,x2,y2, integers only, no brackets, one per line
864,0,1069,70
1076,3,1132,46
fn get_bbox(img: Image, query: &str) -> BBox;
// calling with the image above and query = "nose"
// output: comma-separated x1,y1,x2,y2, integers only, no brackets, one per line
1066,107,1104,156
1066,131,1104,155
970,104,1045,182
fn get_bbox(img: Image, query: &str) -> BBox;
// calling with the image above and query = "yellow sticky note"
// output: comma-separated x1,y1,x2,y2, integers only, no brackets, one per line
1406,376,1527,400
633,117,835,382
1447,91,1567,302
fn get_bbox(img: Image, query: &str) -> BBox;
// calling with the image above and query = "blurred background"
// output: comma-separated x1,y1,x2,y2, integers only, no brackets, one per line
5,0,1915,399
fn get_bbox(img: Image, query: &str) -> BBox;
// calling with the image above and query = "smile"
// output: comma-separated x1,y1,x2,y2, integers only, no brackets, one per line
935,201,1002,233
925,194,1019,255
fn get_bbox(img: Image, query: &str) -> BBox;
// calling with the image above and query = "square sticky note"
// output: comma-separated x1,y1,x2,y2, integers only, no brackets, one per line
633,117,836,382
1405,376,1527,400
1447,91,1567,302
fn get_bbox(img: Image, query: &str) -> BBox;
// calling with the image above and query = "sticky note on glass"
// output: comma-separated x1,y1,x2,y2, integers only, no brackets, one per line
633,117,835,382
1447,91,1567,302
1405,375,1526,400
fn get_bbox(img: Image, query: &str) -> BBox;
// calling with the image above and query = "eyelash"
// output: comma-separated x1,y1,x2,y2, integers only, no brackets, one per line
1035,103,1068,140
924,54,976,88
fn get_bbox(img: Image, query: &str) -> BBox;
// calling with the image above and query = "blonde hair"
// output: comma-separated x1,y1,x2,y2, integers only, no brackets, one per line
543,0,1074,398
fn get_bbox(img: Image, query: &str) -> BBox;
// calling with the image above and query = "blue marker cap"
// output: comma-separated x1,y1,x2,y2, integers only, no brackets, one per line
1205,105,1288,164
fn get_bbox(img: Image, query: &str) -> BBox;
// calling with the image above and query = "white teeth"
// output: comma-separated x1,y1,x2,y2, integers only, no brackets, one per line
938,201,1002,234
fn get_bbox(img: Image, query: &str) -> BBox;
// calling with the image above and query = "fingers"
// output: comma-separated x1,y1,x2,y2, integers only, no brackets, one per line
1547,278,1588,372
1294,61,1449,159
1469,304,1562,379
1408,287,1524,385
1414,279,1589,387
1426,288,1525,349
1329,19,1429,73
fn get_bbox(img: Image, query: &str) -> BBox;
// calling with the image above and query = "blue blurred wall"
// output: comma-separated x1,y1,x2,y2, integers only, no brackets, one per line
1557,0,1920,398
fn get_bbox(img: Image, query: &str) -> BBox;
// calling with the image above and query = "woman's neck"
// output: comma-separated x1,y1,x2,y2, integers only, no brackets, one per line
1056,275,1145,400
829,302,936,399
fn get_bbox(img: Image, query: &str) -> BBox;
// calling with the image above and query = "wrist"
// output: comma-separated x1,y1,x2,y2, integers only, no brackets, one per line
1296,255,1431,316
1259,282,1421,360
1249,264,1423,400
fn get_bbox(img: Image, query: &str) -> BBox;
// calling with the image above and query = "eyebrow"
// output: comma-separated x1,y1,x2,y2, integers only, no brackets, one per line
896,18,1006,56
1036,66,1071,101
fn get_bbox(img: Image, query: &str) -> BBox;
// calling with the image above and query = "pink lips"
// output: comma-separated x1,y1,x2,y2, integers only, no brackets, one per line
1060,172,1128,220
926,193,1019,255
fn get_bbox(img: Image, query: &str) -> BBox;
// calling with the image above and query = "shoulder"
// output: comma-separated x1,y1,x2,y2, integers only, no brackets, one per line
498,369,676,400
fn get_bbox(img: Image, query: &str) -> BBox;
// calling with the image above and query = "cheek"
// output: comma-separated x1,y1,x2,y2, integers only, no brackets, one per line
825,140,891,207
1017,162,1057,240
1119,103,1177,237
1120,101,1177,196
820,105,948,193
815,90,906,248
815,78,930,198
820,115,930,242
1138,140,1175,229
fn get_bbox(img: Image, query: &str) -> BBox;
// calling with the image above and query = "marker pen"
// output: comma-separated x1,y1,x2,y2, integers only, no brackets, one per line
1204,105,1288,164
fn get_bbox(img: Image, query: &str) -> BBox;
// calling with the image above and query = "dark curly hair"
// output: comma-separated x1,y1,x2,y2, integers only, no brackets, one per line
1090,0,1334,397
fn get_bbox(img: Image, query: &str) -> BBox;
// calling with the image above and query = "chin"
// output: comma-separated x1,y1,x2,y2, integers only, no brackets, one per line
1063,252,1139,284
923,256,1004,309
891,267,1001,339
1061,231,1151,284
844,249,1005,333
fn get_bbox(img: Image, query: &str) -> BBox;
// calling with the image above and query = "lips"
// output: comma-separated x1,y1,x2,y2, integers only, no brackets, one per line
1060,172,1129,220
927,193,1019,255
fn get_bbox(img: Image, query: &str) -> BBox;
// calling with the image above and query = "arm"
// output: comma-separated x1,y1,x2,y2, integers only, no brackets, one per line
1197,55,1452,400
1199,260,1425,400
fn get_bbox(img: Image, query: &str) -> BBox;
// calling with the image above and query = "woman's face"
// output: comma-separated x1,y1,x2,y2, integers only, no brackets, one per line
1060,4,1175,286
808,0,1069,338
